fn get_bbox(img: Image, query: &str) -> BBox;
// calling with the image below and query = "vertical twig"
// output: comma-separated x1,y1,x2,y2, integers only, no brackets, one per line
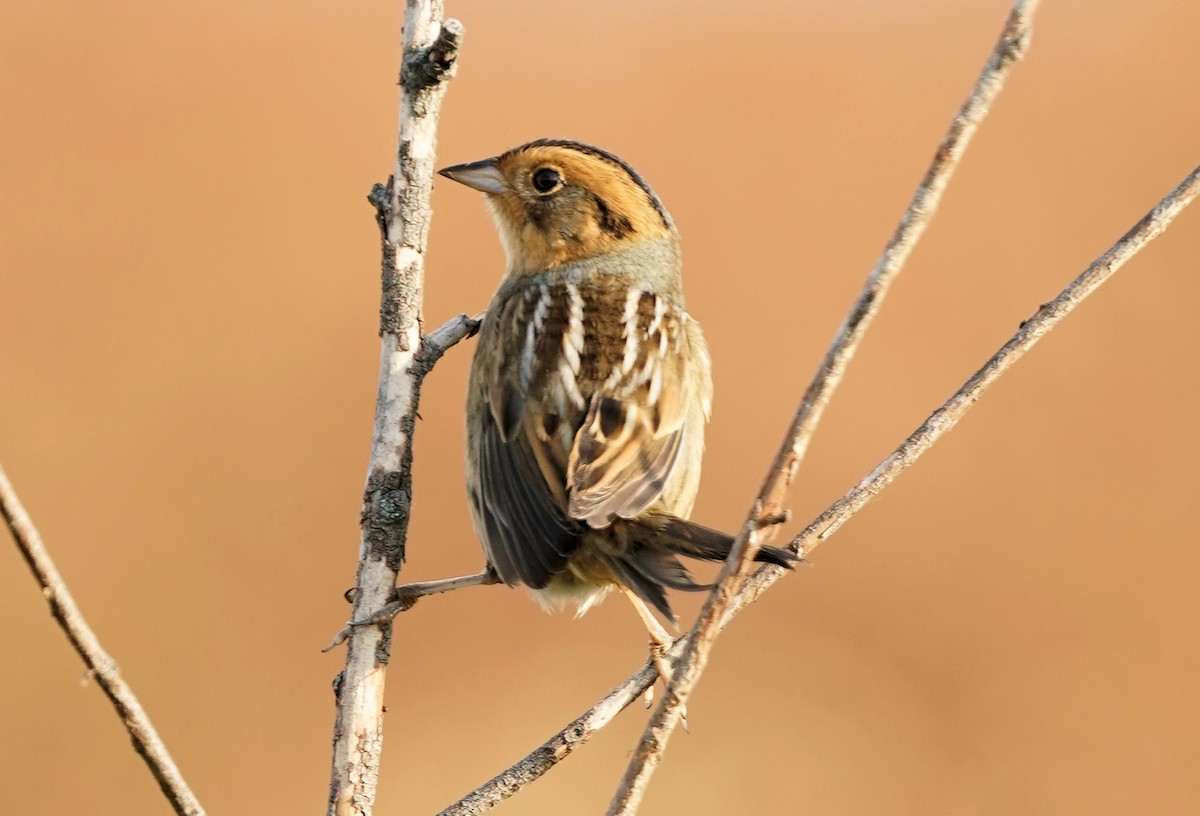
1,465,206,816
326,3,464,815
607,1,1042,812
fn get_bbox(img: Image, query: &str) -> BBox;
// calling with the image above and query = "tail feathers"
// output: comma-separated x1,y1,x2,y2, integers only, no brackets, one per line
608,557,675,622
630,548,712,593
639,515,799,570
610,514,799,622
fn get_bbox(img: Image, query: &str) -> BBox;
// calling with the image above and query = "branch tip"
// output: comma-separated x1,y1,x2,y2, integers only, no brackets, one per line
996,2,1039,66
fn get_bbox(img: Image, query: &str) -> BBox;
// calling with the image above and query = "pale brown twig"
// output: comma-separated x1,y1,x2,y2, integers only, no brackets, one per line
0,465,206,816
608,1,1043,811
436,658,666,816
325,3,465,814
783,162,1200,564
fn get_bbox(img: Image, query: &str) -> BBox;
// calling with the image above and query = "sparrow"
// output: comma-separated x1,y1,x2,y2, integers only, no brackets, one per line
438,140,794,672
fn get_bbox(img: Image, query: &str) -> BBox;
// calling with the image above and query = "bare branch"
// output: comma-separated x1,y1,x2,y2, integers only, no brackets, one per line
608,1,1043,811
786,162,1200,560
710,162,1200,656
436,658,666,816
326,2,464,814
417,312,484,371
438,638,718,816
0,465,206,816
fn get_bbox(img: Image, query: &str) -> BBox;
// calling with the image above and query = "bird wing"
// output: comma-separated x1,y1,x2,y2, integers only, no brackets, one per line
471,280,706,587
566,289,699,528
471,283,582,589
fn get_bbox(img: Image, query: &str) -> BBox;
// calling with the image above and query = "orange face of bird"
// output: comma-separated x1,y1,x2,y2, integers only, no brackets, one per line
439,140,675,274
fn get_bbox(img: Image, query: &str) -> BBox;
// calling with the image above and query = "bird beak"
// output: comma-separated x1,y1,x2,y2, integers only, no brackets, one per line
438,157,507,195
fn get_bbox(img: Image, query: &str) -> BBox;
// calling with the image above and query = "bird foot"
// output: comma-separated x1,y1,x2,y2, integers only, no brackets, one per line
322,568,498,653
646,637,688,732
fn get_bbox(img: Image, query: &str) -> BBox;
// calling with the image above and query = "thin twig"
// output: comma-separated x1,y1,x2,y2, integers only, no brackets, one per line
711,163,1200,645
439,159,1200,815
326,3,464,815
786,163,1200,561
417,312,484,371
1,465,206,816
608,1,1042,811
436,658,667,816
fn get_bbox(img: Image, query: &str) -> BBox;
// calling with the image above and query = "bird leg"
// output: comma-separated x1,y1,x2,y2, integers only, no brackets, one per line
621,589,688,729
356,568,500,623
391,569,500,608
324,568,499,652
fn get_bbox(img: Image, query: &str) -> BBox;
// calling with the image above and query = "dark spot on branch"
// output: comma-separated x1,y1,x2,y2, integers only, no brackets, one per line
402,19,465,95
375,631,392,664
995,10,1033,67
371,174,418,340
368,181,391,219
362,468,411,569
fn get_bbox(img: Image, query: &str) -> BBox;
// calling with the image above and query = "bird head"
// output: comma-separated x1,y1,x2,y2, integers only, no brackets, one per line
439,139,677,274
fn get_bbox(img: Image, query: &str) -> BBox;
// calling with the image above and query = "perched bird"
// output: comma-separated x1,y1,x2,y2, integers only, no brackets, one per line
438,140,794,673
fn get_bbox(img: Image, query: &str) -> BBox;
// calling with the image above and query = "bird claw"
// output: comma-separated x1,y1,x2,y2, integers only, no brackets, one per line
321,592,415,654
326,571,500,653
645,637,689,726
386,585,422,612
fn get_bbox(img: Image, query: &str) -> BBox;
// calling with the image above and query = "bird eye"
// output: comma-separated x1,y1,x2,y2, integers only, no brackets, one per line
531,167,563,194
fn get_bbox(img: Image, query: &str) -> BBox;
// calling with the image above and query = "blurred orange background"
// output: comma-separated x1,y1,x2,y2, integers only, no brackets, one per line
3,1,1199,813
